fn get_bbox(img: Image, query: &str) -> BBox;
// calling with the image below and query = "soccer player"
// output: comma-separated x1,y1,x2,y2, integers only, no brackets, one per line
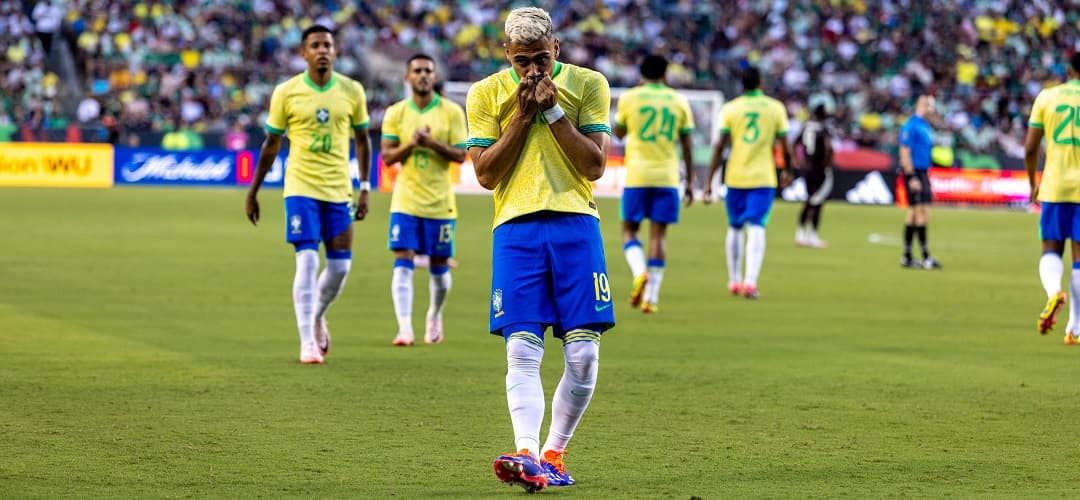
381,54,467,347
899,95,942,269
796,104,834,248
245,25,372,364
704,66,792,299
465,7,613,492
1026,52,1080,343
613,54,695,314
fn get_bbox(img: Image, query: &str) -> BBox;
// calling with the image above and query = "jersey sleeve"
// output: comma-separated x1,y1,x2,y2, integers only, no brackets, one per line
265,84,286,135
466,79,499,149
1029,90,1047,129
381,103,400,142
614,91,629,129
899,120,913,147
576,72,612,135
352,82,370,130
449,104,468,149
679,96,695,135
773,101,789,138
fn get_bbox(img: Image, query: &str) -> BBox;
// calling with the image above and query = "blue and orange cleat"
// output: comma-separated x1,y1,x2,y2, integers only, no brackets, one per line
493,450,547,493
629,274,648,308
1039,292,1067,335
541,449,575,486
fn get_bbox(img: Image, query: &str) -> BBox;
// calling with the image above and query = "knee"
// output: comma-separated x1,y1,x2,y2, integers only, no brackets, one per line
563,340,599,382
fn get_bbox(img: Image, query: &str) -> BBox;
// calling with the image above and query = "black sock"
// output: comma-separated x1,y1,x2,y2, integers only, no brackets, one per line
810,204,822,230
903,225,915,259
799,204,810,226
916,226,929,258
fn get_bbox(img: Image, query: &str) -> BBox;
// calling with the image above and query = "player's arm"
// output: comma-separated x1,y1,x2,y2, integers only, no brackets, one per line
416,131,466,163
776,135,794,188
1024,126,1045,203
613,98,628,139
680,131,694,206
704,131,730,204
380,136,414,165
354,127,372,220
245,131,283,225
536,74,608,181
471,79,537,190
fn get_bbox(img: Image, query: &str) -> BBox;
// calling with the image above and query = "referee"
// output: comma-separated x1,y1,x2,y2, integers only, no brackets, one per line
899,95,941,269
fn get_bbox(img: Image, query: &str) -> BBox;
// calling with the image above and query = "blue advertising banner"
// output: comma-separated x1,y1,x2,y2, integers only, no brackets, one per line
114,148,237,186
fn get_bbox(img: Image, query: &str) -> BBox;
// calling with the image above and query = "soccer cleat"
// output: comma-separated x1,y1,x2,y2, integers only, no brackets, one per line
900,256,921,269
728,281,742,296
922,257,942,270
541,449,575,486
314,317,331,356
629,274,648,308
795,228,809,247
424,316,443,344
1064,333,1078,346
1039,292,1067,335
493,450,547,493
392,331,415,346
641,302,658,314
742,283,760,300
299,341,324,364
806,234,827,249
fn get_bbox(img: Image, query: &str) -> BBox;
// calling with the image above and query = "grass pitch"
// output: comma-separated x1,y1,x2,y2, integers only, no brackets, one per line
1,186,1078,498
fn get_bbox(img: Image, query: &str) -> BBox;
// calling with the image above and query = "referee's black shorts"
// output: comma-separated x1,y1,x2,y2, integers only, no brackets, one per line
902,170,932,205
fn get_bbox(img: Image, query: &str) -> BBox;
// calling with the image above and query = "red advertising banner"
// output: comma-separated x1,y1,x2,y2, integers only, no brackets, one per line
896,167,1036,207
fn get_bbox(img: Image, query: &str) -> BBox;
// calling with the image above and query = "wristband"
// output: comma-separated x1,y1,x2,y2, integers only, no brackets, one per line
542,104,565,124
359,181,371,192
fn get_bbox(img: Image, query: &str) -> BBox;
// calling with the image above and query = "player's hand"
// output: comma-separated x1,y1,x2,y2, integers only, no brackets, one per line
354,191,369,221
533,73,558,112
413,126,432,147
684,185,694,207
1031,184,1040,205
908,176,922,193
245,192,260,225
780,169,794,188
515,77,538,120
703,186,713,205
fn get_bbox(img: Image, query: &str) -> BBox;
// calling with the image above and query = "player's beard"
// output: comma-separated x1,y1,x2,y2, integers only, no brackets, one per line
413,86,432,97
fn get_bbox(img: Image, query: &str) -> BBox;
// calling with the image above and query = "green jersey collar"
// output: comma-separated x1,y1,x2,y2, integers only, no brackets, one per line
509,62,564,84
409,93,441,113
303,71,337,92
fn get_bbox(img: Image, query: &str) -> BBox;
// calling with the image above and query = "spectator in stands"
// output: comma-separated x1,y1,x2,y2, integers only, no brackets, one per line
161,117,203,151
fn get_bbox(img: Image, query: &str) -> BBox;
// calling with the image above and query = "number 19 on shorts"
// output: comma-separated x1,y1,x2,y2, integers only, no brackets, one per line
592,272,611,302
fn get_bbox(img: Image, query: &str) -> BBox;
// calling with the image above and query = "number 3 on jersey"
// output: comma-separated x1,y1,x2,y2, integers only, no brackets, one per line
742,112,760,143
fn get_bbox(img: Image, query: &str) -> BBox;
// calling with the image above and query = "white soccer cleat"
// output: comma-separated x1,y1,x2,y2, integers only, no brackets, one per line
392,330,415,346
300,341,324,364
806,233,827,248
425,316,444,344
314,317,331,355
795,228,809,247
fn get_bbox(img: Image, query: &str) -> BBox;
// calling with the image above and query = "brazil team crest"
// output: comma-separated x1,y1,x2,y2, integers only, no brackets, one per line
316,108,329,124
492,289,504,317
290,215,302,234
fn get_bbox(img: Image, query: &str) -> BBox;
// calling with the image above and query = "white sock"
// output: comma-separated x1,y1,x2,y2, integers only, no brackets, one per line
293,249,319,344
1069,267,1080,336
725,227,744,284
315,258,351,320
392,262,414,334
796,225,807,241
543,338,599,454
1040,252,1064,298
427,269,452,319
624,241,647,278
744,225,766,287
506,337,545,457
646,263,664,304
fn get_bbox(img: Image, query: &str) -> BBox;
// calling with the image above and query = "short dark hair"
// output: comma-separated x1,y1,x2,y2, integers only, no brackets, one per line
813,104,828,119
301,25,334,43
1071,52,1080,75
741,66,761,91
407,53,436,68
640,54,668,80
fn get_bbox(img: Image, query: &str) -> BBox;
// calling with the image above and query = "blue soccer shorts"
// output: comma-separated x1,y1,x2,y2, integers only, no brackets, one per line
1040,202,1080,242
489,212,615,339
283,196,352,246
725,187,776,229
388,212,456,257
621,186,681,224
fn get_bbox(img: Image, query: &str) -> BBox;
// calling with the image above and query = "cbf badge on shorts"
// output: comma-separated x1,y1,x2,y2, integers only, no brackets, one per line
492,288,504,318
290,214,303,235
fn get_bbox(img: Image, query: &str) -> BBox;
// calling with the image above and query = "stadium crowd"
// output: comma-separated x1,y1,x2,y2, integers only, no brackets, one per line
1,0,1077,157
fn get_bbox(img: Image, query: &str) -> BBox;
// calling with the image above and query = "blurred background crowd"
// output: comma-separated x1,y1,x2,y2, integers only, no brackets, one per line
2,0,1077,160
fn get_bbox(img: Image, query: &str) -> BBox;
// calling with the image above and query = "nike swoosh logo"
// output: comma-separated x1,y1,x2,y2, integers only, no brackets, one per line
506,383,523,393
594,303,612,312
570,389,588,397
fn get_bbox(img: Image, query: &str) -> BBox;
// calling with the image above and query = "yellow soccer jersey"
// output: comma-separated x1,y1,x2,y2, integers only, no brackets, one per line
1029,80,1080,203
719,90,789,189
615,83,695,188
266,71,369,203
466,62,612,229
383,95,467,219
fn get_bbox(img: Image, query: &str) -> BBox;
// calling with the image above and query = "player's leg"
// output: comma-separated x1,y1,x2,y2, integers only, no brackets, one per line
741,187,775,299
725,188,747,295
1038,202,1068,335
284,197,323,364
621,188,648,306
901,172,919,267
806,169,832,248
490,218,554,492
389,213,420,345
543,214,613,486
797,171,821,246
314,201,355,356
641,187,680,312
424,218,456,344
915,171,940,268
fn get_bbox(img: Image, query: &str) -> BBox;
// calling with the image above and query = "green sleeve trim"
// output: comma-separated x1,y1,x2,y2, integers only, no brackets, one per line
720,128,730,134
453,143,467,149
775,131,788,137
615,121,626,128
382,134,399,141
578,124,612,135
264,124,285,135
1029,122,1043,129
679,127,694,134
467,138,496,148
352,121,369,130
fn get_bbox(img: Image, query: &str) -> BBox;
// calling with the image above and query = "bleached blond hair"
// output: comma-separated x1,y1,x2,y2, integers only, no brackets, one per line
504,7,553,44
